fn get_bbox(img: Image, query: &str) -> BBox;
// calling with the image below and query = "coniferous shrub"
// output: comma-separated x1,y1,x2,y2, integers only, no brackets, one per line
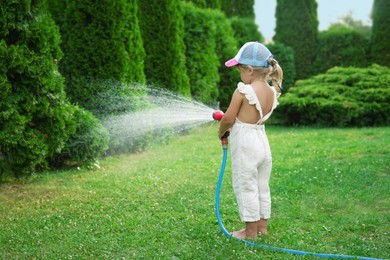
274,0,318,80
182,3,220,105
211,10,239,110
49,0,146,113
50,106,109,168
138,0,190,96
0,1,76,176
221,0,255,18
314,25,369,74
182,0,221,9
370,0,390,67
229,16,264,47
273,65,390,127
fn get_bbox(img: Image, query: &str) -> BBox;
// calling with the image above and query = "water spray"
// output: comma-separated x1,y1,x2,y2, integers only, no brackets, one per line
212,111,381,260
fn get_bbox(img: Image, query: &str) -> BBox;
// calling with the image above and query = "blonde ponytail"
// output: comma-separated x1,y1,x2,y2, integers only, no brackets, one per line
268,58,283,94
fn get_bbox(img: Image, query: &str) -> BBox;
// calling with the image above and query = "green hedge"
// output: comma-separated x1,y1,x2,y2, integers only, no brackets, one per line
0,1,76,176
229,16,263,47
50,106,110,169
370,0,390,67
274,0,318,79
211,11,239,110
314,25,369,75
182,3,220,105
273,65,390,127
138,0,190,96
221,0,255,18
50,0,146,109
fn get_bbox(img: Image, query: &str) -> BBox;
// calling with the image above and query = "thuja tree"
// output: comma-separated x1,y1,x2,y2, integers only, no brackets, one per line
49,0,146,112
274,0,318,80
182,3,219,105
314,25,369,75
211,10,239,110
181,0,221,9
370,0,390,67
221,0,261,49
229,16,263,47
0,0,76,176
221,0,255,18
138,0,190,96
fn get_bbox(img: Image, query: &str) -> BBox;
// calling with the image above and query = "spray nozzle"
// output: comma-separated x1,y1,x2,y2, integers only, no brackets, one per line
212,110,224,121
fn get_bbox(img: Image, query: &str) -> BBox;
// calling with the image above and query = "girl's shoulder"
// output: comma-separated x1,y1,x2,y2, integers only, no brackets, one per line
237,82,259,107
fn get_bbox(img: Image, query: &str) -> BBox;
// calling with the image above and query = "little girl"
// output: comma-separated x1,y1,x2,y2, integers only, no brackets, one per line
218,42,283,239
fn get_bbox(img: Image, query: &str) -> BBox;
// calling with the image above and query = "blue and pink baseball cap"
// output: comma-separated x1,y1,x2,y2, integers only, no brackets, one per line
225,42,273,67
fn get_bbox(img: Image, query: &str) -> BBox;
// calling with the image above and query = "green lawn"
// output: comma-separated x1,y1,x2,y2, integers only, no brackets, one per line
0,125,389,259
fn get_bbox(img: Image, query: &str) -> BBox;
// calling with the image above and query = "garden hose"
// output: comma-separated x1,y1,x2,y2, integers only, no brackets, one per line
215,134,381,260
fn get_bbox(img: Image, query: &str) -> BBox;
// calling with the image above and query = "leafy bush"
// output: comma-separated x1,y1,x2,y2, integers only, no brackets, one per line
370,0,390,67
49,0,146,107
273,65,390,127
314,25,369,74
50,107,110,168
229,16,264,47
274,0,318,79
138,0,190,95
211,10,239,110
0,1,76,177
221,0,255,18
182,3,220,105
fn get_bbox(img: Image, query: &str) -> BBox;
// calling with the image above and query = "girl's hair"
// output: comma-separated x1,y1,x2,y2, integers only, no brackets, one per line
267,57,283,94
238,58,284,93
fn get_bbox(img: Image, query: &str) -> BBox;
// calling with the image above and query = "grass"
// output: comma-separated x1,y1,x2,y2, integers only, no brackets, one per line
0,125,389,259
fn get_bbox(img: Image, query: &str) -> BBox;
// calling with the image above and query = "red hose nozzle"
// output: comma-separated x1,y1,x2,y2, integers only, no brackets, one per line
212,110,224,121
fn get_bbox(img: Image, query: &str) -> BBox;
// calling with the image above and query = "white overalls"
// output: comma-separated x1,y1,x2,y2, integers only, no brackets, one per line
230,82,279,222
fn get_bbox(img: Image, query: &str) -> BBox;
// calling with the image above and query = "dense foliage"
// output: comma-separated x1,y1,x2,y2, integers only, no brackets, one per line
220,0,255,18
0,0,76,176
314,25,369,74
370,0,390,67
273,65,390,127
274,0,318,80
229,16,263,47
50,106,109,169
182,3,219,105
138,0,190,96
211,11,239,110
182,0,221,9
49,0,146,112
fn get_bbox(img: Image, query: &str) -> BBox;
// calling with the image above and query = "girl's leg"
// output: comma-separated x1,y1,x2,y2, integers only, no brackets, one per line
258,218,268,235
231,221,259,239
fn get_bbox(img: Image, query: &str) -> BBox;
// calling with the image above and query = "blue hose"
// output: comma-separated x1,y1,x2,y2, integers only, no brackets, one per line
215,146,382,260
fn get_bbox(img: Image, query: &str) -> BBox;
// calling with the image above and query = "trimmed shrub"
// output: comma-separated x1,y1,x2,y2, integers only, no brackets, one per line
49,0,146,111
229,16,264,47
266,42,295,92
314,25,369,74
221,0,255,18
50,107,110,169
211,11,239,110
0,1,76,176
182,0,221,9
274,0,318,79
273,65,390,127
182,3,220,105
370,0,390,67
138,0,190,96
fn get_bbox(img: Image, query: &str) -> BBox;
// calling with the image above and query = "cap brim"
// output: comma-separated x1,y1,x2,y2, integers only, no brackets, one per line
225,58,239,67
